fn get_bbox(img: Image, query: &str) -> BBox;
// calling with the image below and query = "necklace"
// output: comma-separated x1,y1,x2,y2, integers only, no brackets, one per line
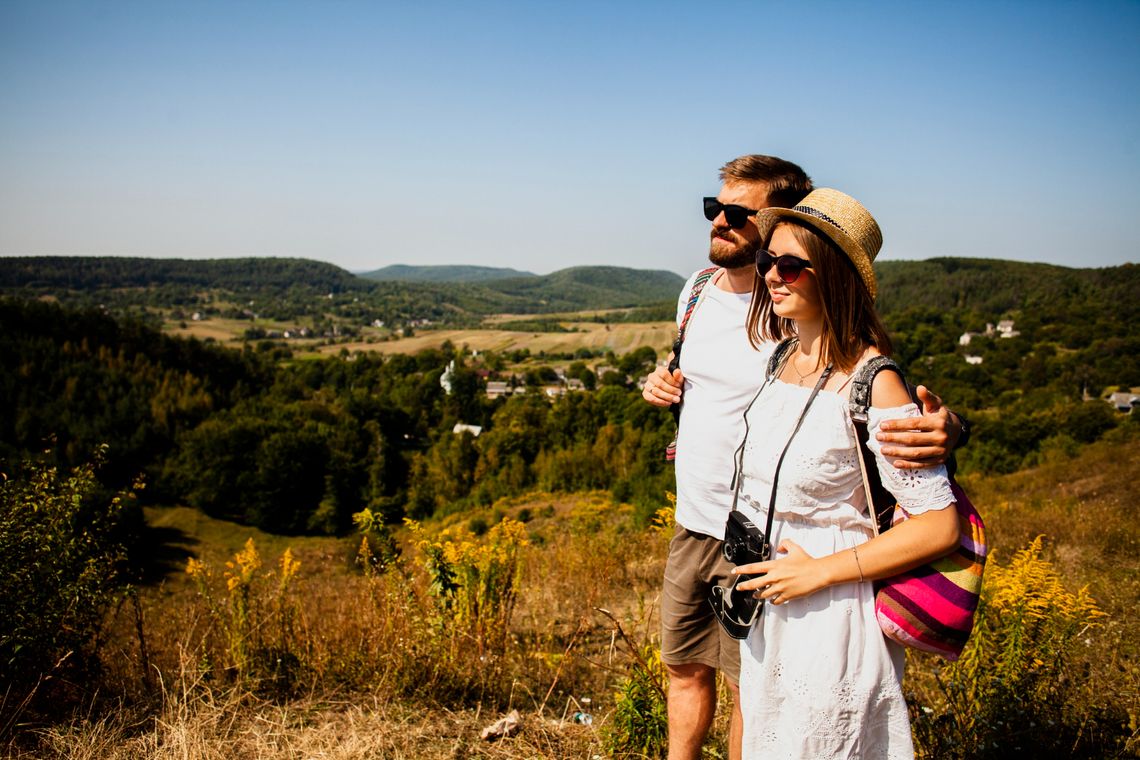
791,355,819,385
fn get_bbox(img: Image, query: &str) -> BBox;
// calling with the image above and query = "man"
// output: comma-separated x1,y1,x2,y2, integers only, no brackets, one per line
642,155,962,760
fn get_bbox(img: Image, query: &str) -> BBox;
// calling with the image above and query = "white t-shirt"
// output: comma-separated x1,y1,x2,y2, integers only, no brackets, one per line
672,269,775,538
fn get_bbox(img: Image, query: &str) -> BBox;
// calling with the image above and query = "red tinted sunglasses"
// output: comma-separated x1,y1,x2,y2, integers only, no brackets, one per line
755,249,814,283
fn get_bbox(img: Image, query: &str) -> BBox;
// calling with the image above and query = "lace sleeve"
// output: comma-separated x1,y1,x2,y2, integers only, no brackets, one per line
865,405,955,515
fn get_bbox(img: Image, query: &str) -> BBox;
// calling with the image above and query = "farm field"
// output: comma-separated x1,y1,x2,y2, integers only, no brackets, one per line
161,315,678,357
317,321,677,357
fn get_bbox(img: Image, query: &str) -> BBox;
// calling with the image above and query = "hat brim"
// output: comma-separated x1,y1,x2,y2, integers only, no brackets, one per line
754,207,877,300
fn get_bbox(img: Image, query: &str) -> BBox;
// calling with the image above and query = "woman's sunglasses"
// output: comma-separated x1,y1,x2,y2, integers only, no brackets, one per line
703,197,761,229
755,249,814,283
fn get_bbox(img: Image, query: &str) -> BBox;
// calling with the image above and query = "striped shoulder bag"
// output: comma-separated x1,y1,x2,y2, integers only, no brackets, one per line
848,356,988,661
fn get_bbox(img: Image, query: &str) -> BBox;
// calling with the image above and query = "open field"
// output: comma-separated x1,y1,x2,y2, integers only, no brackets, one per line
315,321,677,357
162,316,677,357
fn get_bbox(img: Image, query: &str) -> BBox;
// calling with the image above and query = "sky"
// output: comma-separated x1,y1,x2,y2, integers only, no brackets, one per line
1,1,1138,276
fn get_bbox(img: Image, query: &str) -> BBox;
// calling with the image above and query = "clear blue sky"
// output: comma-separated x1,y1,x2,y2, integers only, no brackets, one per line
2,1,1138,275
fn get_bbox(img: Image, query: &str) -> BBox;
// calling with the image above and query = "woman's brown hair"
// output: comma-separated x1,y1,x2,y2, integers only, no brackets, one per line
746,221,892,374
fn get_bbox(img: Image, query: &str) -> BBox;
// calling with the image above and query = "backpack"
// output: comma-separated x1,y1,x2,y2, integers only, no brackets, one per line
848,355,988,660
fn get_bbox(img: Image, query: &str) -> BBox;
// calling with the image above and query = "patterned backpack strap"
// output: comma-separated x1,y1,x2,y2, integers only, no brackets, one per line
671,266,719,359
664,266,719,462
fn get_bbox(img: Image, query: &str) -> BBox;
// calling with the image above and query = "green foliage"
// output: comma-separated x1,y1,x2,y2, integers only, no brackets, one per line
0,446,133,686
910,536,1123,758
601,645,669,759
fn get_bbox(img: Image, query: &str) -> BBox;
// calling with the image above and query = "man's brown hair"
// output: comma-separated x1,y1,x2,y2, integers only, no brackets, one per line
746,220,892,373
719,155,813,208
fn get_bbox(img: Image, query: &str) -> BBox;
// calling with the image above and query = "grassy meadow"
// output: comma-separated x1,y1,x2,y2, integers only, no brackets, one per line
7,431,1138,759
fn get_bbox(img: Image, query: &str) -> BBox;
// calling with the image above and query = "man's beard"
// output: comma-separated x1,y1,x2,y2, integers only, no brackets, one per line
708,231,760,269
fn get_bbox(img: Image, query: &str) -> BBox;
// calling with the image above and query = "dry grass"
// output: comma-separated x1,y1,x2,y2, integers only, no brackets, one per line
24,688,605,760
13,493,675,759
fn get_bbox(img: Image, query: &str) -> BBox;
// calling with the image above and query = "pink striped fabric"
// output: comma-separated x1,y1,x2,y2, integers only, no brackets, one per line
874,481,987,660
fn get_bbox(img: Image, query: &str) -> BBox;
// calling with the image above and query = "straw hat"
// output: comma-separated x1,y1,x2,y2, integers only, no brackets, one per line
754,187,883,299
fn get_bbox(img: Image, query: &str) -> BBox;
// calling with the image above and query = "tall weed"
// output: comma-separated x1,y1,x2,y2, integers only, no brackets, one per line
184,538,303,694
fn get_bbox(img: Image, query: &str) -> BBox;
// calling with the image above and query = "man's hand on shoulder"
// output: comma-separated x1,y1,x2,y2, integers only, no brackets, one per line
642,364,684,408
876,385,963,470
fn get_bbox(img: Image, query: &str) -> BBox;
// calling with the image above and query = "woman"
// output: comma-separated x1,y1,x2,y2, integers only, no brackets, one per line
730,188,959,758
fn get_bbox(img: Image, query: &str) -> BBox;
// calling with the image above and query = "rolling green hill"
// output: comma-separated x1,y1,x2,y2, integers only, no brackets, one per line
0,257,685,319
874,258,1140,319
359,264,536,282
0,256,369,293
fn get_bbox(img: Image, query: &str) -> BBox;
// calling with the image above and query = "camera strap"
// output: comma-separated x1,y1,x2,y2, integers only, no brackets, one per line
730,338,833,546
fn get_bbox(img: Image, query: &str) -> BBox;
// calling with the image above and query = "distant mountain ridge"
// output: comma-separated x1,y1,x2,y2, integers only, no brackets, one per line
0,256,367,292
360,264,537,283
0,256,685,317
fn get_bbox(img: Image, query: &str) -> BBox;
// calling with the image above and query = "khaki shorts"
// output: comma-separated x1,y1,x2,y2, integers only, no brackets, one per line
660,524,741,684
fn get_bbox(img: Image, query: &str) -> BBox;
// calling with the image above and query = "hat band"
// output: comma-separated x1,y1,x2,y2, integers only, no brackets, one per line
792,205,847,234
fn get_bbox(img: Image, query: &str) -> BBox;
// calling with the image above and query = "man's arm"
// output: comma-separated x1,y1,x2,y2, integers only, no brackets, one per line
876,385,965,470
641,353,684,408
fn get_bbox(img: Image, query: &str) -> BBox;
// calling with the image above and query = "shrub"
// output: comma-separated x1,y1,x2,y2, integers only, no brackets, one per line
0,446,133,692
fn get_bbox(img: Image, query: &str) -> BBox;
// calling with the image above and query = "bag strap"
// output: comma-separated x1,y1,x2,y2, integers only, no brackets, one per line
847,355,906,536
668,266,719,372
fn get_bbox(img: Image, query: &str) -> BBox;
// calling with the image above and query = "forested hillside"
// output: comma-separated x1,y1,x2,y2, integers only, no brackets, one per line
1,298,675,536
360,264,536,282
0,257,685,328
0,256,367,292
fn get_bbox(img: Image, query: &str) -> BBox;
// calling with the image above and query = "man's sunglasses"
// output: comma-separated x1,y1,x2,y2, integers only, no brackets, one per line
755,249,814,283
703,197,761,229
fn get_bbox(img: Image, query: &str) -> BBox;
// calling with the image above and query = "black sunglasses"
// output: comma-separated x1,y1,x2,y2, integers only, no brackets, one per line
756,249,814,283
703,197,761,229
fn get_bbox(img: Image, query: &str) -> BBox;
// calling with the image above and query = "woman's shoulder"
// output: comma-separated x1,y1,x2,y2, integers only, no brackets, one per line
851,348,912,409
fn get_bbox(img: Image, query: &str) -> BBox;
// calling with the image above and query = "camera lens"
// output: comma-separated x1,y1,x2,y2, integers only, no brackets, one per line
722,540,738,563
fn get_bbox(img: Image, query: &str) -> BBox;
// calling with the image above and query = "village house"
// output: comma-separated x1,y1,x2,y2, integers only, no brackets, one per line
996,320,1020,339
486,381,511,399
1107,391,1140,413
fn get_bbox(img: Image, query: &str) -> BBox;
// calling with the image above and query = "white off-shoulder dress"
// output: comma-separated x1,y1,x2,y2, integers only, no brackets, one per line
736,379,954,760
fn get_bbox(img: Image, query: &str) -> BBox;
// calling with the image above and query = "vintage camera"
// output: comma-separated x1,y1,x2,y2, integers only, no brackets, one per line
709,510,770,639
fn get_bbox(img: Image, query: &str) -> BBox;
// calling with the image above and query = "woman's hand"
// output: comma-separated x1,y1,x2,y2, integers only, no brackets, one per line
732,540,830,605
